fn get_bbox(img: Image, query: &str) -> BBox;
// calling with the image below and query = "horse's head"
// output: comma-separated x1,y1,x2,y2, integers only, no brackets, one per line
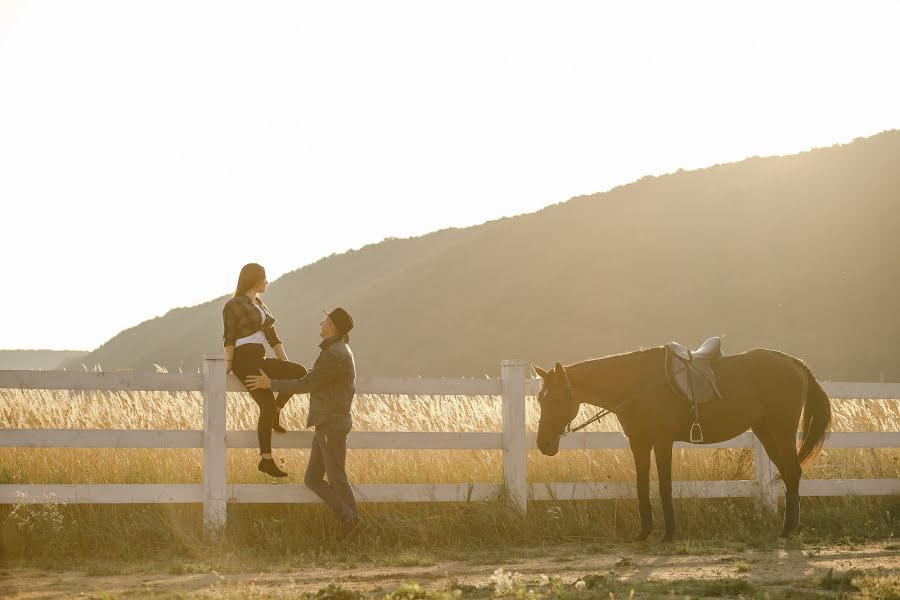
533,362,579,456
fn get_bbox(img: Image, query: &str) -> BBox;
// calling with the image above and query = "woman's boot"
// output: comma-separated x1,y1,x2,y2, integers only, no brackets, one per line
258,456,288,478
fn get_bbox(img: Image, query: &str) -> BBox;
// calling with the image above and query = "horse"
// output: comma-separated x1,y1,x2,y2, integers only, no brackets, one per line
533,345,831,541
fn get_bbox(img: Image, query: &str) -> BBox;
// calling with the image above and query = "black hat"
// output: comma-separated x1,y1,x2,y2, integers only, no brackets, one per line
323,307,354,335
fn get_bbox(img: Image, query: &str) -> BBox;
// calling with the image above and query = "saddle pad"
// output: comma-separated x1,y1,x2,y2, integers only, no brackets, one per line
665,345,723,404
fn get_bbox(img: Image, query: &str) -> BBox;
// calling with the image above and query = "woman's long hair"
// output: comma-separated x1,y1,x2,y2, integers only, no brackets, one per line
233,263,266,299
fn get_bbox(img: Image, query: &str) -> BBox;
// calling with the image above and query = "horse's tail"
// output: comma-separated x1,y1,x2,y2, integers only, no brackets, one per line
793,357,832,467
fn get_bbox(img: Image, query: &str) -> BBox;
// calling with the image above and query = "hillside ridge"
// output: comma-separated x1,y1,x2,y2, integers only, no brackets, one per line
62,131,900,381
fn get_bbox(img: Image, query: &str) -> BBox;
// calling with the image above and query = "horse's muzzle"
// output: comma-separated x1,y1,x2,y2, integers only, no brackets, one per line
537,440,560,457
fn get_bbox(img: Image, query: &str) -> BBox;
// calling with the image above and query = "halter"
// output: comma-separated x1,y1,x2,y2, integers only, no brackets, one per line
554,365,645,438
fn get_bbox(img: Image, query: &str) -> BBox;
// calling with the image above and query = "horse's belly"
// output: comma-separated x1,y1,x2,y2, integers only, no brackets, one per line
678,398,761,443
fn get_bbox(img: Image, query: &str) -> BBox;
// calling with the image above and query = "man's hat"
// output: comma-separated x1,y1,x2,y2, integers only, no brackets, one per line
323,307,354,335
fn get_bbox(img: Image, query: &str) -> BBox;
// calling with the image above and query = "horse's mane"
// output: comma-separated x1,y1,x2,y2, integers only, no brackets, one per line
566,346,664,376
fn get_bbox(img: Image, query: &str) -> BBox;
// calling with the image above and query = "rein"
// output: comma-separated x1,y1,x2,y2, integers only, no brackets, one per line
557,367,645,438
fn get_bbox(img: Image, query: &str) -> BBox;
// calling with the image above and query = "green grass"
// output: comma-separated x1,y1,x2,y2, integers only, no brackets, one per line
734,560,752,573
821,567,861,592
384,550,437,568
2,495,897,571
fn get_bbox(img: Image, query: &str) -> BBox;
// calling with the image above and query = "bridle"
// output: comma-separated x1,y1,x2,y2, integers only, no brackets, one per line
543,365,645,438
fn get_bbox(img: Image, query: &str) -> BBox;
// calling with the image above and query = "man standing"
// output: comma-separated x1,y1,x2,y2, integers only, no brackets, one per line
246,307,359,537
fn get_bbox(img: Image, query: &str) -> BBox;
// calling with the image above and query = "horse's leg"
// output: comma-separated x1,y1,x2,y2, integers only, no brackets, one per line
753,421,801,537
653,441,677,542
630,437,653,541
769,424,802,537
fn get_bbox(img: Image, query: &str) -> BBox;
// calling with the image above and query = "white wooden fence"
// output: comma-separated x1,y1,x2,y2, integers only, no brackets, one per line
1,356,898,534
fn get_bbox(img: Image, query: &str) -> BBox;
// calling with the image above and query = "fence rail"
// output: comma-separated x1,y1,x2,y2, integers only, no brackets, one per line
4,429,898,451
4,368,900,398
1,356,898,534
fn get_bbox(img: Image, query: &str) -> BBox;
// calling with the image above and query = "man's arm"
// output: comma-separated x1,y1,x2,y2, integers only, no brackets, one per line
245,348,343,392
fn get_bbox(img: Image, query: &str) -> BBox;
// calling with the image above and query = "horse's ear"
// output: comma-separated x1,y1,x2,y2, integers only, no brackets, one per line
533,364,549,379
554,362,565,377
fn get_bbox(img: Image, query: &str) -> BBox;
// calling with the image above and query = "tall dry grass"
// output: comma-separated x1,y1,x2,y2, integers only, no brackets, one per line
1,383,898,563
1,386,897,485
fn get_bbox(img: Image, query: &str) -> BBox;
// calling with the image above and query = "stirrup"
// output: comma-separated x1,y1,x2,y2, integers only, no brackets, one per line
689,422,704,443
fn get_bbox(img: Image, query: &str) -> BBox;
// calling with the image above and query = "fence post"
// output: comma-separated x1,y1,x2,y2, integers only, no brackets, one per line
202,354,227,535
502,359,528,515
752,433,779,513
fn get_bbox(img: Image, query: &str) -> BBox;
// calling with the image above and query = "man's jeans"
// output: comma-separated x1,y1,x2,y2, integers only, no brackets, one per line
304,416,357,522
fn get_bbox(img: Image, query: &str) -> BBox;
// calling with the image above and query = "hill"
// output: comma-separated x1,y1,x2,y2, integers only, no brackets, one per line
63,131,900,382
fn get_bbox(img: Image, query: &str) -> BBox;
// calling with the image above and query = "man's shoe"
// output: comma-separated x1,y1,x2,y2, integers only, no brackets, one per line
258,457,288,478
339,516,363,540
272,409,287,434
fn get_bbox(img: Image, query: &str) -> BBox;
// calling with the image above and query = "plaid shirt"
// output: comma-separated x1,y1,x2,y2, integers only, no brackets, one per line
222,295,283,348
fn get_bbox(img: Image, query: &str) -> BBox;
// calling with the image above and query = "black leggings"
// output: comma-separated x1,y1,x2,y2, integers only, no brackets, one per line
232,343,307,455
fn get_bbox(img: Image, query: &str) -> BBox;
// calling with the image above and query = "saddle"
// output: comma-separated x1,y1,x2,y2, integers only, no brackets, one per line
664,336,724,443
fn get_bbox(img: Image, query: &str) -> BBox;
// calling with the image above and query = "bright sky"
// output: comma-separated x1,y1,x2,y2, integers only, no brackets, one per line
1,1,898,351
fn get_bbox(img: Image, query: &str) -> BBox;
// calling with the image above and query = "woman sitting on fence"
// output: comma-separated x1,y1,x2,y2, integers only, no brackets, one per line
223,263,308,478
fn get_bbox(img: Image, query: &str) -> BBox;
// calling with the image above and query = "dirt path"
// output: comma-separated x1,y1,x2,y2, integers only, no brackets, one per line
2,543,898,598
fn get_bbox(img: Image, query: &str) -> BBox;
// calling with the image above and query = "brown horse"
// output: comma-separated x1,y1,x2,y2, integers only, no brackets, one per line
533,345,831,541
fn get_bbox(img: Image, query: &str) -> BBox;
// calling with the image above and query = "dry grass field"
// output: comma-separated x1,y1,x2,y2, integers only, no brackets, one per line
1,386,897,487
1,386,898,598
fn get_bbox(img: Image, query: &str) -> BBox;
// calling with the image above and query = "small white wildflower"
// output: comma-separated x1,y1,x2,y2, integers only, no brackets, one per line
489,568,517,595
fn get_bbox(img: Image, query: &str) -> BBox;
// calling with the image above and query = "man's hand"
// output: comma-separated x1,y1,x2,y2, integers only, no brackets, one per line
245,370,272,391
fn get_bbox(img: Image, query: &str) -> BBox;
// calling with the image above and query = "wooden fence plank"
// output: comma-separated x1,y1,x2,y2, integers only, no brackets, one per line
753,434,779,512
202,355,227,532
0,371,502,396
799,479,900,496
357,377,503,396
5,480,896,504
264,376,503,396
553,432,630,450
229,483,503,503
0,429,201,448
4,430,896,452
502,360,529,514
0,484,201,503
531,482,633,500
225,430,503,450
822,382,900,399
0,370,202,392
531,480,756,501
824,432,900,448
0,371,896,400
